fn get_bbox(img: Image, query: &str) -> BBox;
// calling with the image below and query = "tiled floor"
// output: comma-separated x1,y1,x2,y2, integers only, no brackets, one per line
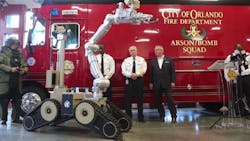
1,108,250,141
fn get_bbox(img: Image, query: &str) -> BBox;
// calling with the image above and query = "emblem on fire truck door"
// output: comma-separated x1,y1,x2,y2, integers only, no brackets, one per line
181,24,206,40
27,57,36,66
64,60,75,75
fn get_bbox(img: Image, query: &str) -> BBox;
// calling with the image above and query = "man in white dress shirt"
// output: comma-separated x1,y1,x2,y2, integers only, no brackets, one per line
91,44,115,100
224,44,250,116
121,46,147,122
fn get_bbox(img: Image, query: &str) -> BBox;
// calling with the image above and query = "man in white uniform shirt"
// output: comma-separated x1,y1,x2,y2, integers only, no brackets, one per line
149,45,177,123
91,44,115,100
224,44,250,116
121,46,147,122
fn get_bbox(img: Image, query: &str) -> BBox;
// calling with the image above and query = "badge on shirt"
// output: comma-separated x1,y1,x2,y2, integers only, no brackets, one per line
164,61,170,64
227,69,237,80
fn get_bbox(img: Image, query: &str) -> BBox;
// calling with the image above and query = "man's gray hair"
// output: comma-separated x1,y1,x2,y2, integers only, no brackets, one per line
129,46,137,52
155,45,164,50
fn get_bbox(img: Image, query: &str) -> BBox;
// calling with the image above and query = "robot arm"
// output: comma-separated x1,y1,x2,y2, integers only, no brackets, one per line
84,0,157,99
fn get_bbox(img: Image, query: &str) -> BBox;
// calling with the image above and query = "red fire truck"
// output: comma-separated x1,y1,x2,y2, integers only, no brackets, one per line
1,0,250,115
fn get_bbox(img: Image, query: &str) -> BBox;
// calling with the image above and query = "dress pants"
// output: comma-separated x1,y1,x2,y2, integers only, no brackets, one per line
103,80,112,101
154,84,176,118
125,77,144,119
237,75,250,116
0,92,21,121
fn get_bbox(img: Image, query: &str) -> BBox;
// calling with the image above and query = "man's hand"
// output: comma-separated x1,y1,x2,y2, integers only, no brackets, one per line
131,73,137,80
149,83,153,90
171,83,175,87
11,67,18,73
19,68,26,74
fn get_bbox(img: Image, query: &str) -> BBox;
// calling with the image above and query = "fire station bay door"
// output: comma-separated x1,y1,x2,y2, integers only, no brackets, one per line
0,5,26,46
50,21,88,87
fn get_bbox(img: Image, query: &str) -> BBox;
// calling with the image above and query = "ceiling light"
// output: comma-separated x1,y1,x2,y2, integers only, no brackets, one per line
72,6,92,12
211,27,221,31
135,38,150,42
144,29,159,34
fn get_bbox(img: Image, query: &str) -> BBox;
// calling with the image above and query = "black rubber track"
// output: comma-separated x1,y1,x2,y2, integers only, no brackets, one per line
106,100,132,132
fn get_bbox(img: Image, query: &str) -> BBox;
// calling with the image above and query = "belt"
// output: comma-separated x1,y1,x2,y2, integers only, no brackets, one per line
127,77,143,80
240,74,250,77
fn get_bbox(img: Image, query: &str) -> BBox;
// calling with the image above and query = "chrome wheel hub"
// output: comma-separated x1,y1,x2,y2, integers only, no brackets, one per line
21,92,42,113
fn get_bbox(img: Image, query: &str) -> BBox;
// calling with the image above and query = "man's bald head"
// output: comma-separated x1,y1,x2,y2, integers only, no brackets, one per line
235,44,244,51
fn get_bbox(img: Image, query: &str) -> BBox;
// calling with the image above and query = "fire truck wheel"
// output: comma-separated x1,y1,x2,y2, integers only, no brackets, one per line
40,99,60,122
21,86,48,116
75,100,96,126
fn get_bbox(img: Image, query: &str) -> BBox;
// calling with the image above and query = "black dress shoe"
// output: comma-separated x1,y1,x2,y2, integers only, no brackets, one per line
138,118,145,122
245,115,250,120
1,121,6,125
13,119,22,124
171,117,177,124
160,116,165,122
138,115,145,122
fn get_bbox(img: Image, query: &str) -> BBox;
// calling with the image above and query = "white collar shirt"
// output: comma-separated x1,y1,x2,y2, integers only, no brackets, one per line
121,56,147,78
91,53,115,79
157,55,165,69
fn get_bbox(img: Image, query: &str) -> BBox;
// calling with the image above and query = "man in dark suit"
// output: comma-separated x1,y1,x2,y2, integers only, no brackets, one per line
149,45,177,123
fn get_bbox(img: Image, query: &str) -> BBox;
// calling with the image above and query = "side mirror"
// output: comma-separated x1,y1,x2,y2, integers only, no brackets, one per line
27,29,34,54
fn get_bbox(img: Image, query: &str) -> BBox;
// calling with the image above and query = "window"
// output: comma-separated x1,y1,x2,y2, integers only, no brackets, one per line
51,23,80,50
30,18,46,46
3,34,19,45
6,14,20,28
24,11,34,47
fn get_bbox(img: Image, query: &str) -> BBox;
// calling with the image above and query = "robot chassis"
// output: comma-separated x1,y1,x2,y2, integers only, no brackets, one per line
22,0,156,139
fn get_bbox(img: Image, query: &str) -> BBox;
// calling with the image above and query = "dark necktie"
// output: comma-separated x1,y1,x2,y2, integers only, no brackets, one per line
132,57,136,73
101,54,104,75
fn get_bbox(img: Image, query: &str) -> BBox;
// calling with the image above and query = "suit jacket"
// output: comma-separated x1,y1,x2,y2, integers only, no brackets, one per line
149,56,176,90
